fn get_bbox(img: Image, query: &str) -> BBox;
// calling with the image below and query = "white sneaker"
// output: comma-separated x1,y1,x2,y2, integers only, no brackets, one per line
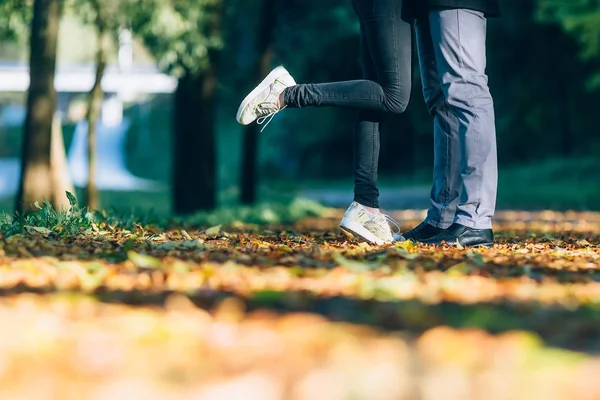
236,66,296,130
339,202,404,246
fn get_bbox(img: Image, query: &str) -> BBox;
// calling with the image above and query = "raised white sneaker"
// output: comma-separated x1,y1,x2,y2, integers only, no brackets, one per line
236,66,296,130
339,202,404,246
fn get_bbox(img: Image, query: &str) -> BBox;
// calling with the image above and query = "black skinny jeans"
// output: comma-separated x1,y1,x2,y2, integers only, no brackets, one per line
284,0,412,208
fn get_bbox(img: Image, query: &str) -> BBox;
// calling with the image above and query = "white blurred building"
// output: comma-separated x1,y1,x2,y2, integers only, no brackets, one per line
0,29,176,198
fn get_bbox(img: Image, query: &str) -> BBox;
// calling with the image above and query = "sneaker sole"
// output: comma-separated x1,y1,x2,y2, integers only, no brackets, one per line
443,241,493,248
339,220,387,246
470,242,494,248
236,66,291,125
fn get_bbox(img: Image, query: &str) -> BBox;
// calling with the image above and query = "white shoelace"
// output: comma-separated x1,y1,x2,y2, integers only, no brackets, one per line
256,103,287,132
384,214,402,235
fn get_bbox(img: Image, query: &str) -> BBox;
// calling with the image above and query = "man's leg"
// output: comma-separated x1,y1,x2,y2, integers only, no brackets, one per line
428,8,497,230
415,16,462,230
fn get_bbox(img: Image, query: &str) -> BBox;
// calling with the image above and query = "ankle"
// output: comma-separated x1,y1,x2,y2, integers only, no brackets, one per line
278,91,285,108
361,205,381,215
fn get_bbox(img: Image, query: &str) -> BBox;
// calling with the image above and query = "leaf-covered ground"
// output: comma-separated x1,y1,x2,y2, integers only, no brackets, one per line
1,209,600,399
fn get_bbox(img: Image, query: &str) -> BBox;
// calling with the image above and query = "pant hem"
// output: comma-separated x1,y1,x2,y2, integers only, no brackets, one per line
424,217,453,229
454,217,492,230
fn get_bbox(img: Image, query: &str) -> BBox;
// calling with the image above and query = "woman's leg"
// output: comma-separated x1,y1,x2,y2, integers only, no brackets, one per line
236,0,412,245
283,0,412,115
352,0,413,210
338,0,413,245
237,0,412,127
353,109,382,209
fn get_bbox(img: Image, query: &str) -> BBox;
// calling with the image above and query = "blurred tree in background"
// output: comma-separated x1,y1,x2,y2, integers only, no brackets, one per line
15,0,75,212
125,0,223,215
72,0,125,211
537,0,600,90
0,0,31,41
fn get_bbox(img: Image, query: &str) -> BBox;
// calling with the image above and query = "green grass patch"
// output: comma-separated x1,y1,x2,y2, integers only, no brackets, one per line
0,191,329,238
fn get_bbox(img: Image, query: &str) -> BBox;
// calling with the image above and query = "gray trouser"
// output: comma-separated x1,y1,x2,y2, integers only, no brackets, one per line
415,9,497,230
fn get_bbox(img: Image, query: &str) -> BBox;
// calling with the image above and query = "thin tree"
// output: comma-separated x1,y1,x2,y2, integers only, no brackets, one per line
84,0,110,211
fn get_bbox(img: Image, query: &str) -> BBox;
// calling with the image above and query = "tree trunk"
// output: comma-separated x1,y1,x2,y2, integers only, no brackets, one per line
171,1,222,215
172,67,218,214
15,0,62,213
50,112,75,210
240,0,277,205
85,9,108,212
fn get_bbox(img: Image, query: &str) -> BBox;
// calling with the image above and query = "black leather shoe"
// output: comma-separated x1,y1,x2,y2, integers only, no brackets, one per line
404,221,444,242
421,223,494,248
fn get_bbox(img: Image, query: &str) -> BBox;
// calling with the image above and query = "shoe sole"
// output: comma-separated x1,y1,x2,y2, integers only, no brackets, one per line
470,242,494,248
236,66,290,125
441,241,493,248
339,220,387,246
404,236,434,243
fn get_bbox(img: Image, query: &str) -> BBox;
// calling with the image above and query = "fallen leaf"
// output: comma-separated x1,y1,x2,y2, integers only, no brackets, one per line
127,251,162,269
24,226,52,235
205,225,222,237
